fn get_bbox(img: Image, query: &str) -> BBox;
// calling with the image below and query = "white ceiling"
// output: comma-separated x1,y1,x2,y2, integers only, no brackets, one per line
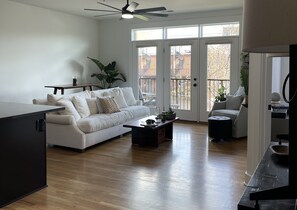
9,0,243,20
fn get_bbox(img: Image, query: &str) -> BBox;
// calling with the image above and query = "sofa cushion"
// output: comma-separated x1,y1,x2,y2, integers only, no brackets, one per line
121,87,137,106
56,99,81,121
86,98,99,115
77,111,133,133
98,97,120,114
72,96,91,118
47,91,91,106
211,109,239,122
103,88,128,108
121,106,150,118
91,89,108,98
226,95,243,110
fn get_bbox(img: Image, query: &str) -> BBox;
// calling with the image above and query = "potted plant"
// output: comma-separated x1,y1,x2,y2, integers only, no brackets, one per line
215,85,227,102
240,52,249,103
88,57,127,89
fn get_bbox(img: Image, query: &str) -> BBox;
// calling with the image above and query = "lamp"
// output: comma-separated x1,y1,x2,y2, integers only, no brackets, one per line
242,0,297,203
121,12,133,19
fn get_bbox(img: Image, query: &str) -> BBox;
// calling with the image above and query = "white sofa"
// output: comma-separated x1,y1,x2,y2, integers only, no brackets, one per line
33,87,150,151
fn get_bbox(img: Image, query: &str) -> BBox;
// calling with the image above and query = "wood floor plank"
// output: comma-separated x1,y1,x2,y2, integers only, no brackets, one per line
3,121,247,210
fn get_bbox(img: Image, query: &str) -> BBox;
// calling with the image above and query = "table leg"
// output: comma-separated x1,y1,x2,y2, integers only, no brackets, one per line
53,88,57,94
165,122,173,140
61,89,64,95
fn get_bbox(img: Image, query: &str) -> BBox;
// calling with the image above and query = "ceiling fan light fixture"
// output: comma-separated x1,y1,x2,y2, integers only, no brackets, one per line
122,13,133,19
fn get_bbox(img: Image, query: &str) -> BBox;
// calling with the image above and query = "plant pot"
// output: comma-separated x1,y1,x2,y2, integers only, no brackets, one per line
164,113,176,120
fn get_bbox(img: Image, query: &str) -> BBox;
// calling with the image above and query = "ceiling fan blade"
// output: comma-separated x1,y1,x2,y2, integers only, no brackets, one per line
127,2,139,12
94,12,121,17
141,13,169,17
97,2,122,11
135,7,167,13
134,14,150,21
84,8,118,12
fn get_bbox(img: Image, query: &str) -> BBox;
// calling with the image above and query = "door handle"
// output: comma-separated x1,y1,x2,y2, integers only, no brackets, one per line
36,119,45,132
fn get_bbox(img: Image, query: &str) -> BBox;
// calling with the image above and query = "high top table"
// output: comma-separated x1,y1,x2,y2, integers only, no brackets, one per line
45,83,100,94
0,102,63,207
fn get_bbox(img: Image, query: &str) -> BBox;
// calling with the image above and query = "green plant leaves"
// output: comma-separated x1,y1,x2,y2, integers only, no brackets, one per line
88,57,127,89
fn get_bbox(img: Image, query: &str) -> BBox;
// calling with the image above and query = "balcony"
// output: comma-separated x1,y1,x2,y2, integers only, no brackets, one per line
139,77,230,111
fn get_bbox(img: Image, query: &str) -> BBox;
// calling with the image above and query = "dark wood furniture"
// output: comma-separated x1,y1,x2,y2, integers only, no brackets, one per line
238,143,296,209
208,116,232,141
0,102,63,208
45,83,100,94
123,115,178,147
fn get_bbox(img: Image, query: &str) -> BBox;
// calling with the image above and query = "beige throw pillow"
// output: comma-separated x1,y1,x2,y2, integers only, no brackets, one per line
86,98,99,115
103,88,128,108
97,97,120,114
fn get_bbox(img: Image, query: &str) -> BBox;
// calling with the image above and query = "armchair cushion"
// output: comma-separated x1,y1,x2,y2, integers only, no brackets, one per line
226,95,243,110
211,109,239,122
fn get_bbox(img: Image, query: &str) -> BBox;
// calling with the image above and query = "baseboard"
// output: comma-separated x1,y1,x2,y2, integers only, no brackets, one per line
244,170,252,186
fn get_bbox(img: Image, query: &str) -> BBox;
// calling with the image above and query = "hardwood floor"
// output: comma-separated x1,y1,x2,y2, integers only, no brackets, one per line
4,121,247,210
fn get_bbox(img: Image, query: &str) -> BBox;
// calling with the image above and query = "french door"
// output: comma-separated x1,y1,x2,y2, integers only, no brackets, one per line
132,37,239,121
199,37,239,121
163,40,199,121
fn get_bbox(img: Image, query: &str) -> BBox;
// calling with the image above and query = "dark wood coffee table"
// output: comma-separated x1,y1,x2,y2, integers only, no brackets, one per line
123,115,178,147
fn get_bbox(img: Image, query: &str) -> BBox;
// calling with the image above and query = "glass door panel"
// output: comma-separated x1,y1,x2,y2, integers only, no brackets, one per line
170,45,192,110
164,41,198,121
138,47,157,107
207,44,231,111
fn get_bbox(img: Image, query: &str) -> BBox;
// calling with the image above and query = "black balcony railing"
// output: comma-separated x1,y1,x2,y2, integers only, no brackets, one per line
139,77,229,111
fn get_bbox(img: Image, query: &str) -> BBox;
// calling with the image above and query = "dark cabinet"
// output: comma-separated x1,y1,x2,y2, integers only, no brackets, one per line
0,102,62,207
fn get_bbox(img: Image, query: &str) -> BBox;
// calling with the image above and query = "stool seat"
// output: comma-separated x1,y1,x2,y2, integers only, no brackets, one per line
208,116,232,141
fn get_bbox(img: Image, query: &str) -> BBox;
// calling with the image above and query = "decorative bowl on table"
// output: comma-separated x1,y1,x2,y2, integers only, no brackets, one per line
145,119,155,125
270,144,289,156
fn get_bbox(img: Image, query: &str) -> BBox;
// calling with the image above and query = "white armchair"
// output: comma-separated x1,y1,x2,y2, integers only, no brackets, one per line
209,91,248,138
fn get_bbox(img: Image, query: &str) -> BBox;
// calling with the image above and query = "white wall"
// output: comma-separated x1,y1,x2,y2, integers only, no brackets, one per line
0,0,99,103
97,20,131,86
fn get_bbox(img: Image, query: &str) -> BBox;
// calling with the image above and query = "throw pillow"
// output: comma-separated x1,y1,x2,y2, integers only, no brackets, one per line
72,96,91,118
226,95,243,110
97,97,120,114
47,94,63,106
56,99,81,121
91,89,107,98
103,87,128,108
234,86,246,96
86,98,99,115
121,87,137,106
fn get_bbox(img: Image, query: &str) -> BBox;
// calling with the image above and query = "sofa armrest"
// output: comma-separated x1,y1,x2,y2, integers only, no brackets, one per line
46,114,76,125
232,105,248,138
33,98,48,105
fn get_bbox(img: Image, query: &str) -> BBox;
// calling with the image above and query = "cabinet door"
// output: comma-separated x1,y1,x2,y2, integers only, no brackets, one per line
0,113,46,207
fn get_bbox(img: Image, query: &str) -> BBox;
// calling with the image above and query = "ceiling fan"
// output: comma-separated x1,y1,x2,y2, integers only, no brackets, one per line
85,0,169,21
